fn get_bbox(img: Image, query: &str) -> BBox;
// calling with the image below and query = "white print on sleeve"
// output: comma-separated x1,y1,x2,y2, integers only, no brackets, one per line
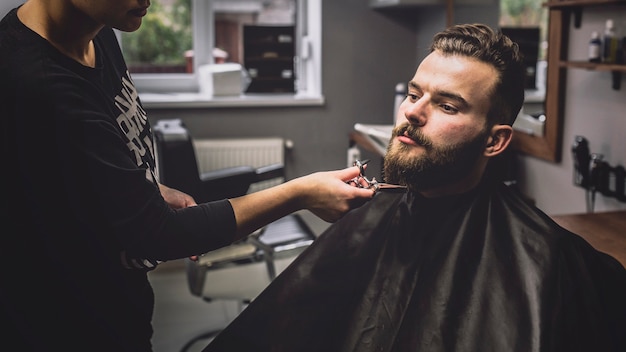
114,71,161,270
114,71,153,172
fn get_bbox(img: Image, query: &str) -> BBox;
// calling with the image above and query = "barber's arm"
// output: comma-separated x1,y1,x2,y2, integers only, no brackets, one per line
229,165,374,238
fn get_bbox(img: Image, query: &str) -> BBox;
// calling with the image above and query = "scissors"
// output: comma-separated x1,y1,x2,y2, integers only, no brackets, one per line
348,159,407,193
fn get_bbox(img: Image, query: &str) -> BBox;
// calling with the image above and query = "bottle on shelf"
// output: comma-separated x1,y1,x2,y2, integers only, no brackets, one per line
588,31,602,63
602,19,618,63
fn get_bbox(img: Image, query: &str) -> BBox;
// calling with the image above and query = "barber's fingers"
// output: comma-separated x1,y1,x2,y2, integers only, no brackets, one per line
334,164,367,181
357,177,371,188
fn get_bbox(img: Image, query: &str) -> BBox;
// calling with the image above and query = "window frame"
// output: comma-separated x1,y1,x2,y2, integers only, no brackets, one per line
120,0,323,108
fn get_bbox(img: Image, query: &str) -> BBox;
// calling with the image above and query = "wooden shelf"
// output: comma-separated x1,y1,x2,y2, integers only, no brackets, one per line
559,62,626,90
546,1,626,27
545,0,626,8
559,61,626,72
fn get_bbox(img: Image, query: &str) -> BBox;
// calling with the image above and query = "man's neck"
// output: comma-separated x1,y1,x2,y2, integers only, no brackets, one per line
418,159,487,198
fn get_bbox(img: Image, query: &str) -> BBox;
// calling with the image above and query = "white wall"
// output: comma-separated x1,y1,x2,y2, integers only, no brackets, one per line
1,0,23,17
516,7,626,215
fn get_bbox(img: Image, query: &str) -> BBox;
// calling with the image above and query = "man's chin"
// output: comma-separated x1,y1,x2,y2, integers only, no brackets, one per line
387,143,425,163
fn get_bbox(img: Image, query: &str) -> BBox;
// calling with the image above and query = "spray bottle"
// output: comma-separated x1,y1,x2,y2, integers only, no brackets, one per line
588,31,602,63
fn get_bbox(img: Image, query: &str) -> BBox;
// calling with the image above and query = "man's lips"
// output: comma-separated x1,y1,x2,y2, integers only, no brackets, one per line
397,135,418,146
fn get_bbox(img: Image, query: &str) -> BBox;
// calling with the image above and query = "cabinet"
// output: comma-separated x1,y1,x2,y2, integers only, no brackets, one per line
551,211,626,268
511,0,626,162
243,25,296,94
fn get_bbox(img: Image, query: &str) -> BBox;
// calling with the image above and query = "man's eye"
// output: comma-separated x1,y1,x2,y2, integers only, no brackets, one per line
407,94,420,101
441,104,458,113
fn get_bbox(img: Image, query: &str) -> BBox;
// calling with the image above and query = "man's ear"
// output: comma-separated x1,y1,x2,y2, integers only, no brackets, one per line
484,124,513,157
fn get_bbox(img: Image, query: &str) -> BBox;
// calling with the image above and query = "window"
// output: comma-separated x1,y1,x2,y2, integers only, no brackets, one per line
117,0,322,106
500,0,548,58
499,0,548,92
121,0,192,74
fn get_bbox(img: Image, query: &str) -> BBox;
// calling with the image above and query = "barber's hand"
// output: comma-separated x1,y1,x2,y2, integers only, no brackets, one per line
297,166,374,222
158,183,197,209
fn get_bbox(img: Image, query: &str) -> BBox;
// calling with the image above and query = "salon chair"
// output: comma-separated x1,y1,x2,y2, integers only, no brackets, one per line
152,119,316,351
153,119,284,203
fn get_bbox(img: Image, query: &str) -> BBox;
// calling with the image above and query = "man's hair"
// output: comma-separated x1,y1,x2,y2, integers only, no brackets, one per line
430,23,525,126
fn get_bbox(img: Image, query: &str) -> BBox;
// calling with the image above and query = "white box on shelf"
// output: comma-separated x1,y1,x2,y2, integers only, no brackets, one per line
198,63,249,97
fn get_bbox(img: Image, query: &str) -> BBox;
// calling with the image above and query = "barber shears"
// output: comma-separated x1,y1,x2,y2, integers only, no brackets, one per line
347,159,407,193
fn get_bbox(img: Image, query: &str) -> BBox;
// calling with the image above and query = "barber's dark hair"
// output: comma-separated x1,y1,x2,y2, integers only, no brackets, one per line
430,23,525,126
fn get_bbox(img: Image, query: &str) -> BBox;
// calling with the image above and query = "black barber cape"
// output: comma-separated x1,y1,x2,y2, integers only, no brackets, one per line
204,181,626,352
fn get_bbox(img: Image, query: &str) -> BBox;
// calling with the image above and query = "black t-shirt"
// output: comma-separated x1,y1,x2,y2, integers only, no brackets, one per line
1,7,235,350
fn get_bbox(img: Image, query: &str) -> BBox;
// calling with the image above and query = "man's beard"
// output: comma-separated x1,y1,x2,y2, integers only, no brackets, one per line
383,124,489,192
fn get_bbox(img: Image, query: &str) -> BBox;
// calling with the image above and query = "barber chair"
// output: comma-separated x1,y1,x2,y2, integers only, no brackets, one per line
153,119,284,203
152,119,316,351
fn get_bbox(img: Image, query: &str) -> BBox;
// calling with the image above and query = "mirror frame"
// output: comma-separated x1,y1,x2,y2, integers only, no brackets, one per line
510,9,565,163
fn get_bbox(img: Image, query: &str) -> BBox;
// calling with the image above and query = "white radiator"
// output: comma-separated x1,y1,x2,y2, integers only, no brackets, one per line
193,137,286,193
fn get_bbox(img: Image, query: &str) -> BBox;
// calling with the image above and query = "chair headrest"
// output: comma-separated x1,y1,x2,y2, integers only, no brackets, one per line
153,118,189,142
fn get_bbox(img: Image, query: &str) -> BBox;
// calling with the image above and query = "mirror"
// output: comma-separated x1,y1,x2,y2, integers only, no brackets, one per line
500,0,562,162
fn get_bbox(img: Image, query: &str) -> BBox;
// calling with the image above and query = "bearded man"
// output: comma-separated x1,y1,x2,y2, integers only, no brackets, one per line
203,24,626,352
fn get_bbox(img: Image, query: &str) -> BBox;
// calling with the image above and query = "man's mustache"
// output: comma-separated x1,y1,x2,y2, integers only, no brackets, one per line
393,124,433,148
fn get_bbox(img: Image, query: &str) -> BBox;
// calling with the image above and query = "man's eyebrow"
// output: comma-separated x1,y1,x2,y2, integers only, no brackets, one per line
410,80,469,109
438,91,469,109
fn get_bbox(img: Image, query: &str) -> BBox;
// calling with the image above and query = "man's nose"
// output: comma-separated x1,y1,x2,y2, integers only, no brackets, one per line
402,98,428,127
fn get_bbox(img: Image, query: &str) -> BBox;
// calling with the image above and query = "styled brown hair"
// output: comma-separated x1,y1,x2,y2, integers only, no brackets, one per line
430,23,525,126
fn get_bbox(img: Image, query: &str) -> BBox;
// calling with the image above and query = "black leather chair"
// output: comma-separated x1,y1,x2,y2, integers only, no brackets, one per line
153,119,284,203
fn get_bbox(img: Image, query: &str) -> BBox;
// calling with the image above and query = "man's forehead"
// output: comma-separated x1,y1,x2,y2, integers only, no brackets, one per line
411,52,497,102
